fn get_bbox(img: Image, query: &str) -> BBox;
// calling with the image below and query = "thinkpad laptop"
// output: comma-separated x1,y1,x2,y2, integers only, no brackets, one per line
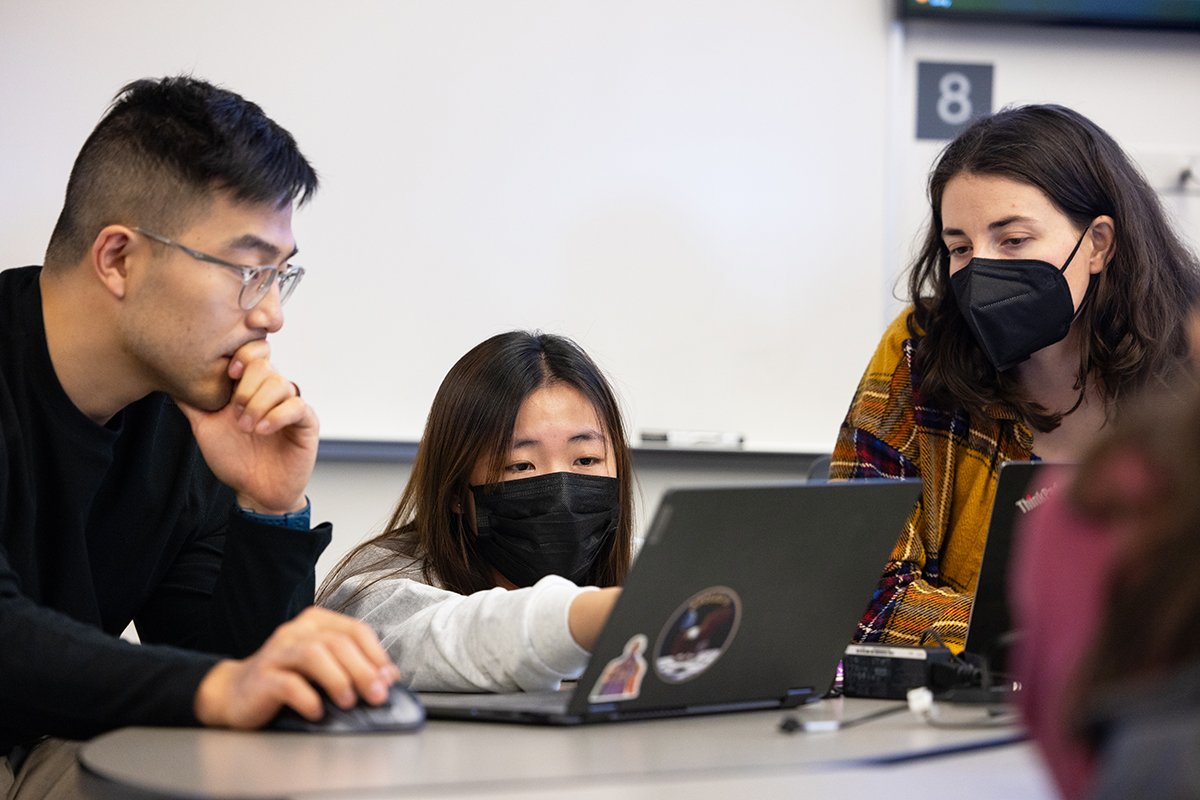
419,479,922,724
964,461,1066,674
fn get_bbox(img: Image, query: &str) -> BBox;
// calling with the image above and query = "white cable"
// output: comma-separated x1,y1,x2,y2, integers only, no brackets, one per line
907,686,937,720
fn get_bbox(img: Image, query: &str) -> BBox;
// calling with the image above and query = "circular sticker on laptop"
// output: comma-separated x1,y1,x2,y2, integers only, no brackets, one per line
652,586,742,684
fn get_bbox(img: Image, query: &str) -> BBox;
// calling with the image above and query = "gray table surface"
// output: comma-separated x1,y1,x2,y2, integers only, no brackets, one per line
79,697,1056,799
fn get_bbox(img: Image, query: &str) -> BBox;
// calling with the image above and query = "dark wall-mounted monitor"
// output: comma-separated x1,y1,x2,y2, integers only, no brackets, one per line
896,0,1200,32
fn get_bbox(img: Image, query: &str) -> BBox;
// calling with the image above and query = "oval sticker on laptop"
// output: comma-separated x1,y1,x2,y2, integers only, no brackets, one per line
652,587,742,684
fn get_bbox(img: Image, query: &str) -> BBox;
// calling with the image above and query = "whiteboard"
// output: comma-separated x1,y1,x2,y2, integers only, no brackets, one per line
0,2,895,452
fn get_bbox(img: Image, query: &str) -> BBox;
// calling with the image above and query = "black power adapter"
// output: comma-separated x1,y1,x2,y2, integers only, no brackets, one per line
842,643,958,699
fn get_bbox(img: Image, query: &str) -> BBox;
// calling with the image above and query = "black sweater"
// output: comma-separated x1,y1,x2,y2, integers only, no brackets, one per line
0,266,331,754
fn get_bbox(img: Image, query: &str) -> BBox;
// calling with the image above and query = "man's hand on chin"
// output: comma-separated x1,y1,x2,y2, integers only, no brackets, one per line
177,339,318,515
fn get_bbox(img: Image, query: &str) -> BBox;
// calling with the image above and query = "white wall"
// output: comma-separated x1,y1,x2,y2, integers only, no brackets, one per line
0,1,895,453
3,5,1199,579
308,15,1200,581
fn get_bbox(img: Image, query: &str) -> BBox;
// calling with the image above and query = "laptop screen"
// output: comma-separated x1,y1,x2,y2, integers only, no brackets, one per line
966,461,1068,674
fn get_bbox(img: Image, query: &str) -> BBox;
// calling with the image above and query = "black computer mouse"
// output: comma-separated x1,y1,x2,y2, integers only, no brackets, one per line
269,682,425,733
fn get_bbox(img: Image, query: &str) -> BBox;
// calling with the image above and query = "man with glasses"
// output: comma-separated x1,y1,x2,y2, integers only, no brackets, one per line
0,76,397,797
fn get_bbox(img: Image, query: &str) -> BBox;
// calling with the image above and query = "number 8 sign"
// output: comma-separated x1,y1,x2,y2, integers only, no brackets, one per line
916,61,994,140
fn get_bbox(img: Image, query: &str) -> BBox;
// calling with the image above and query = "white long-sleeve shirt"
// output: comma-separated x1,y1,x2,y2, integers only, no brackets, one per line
321,546,594,692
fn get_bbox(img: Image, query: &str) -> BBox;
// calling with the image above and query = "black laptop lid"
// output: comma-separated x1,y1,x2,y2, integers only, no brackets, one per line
965,461,1067,673
567,479,921,718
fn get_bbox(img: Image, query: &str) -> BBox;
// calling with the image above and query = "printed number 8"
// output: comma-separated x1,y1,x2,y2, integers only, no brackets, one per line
937,72,973,126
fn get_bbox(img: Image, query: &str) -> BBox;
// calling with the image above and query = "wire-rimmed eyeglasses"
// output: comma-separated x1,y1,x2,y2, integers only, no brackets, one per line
132,227,304,310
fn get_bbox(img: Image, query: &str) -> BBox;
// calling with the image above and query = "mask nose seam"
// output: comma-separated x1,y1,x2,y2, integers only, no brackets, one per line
974,292,1036,313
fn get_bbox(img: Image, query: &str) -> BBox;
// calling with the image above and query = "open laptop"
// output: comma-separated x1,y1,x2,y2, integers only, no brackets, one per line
419,479,921,724
963,461,1067,675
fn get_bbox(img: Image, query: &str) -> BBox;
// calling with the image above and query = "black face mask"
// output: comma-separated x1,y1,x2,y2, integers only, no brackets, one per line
949,228,1090,372
471,472,620,588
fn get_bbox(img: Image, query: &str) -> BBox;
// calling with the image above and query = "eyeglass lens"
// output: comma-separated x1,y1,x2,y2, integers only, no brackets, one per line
243,267,303,309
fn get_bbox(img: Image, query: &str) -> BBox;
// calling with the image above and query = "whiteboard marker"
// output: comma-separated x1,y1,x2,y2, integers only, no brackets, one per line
640,430,745,449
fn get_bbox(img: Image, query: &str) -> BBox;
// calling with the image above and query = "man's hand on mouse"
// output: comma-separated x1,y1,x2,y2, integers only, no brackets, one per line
193,607,400,728
178,339,318,516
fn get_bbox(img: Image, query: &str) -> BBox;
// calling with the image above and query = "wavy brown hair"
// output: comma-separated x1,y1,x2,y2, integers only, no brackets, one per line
319,331,634,607
905,104,1199,431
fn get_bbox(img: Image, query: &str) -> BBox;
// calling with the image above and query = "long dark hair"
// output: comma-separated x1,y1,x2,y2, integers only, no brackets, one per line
319,331,634,605
906,104,1199,431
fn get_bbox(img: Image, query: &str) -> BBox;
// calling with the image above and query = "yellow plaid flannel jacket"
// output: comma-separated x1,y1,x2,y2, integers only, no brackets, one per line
831,309,1034,650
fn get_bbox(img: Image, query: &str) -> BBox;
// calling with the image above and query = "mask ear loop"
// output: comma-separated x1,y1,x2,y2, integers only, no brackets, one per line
1060,224,1102,418
1062,280,1101,418
1060,222,1101,329
1058,224,1091,274
1065,222,1102,321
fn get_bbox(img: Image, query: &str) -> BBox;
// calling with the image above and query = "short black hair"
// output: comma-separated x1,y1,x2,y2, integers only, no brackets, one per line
44,75,318,269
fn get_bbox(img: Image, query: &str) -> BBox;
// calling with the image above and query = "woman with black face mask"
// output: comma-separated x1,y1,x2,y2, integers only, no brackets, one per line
831,104,1200,652
317,331,634,692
